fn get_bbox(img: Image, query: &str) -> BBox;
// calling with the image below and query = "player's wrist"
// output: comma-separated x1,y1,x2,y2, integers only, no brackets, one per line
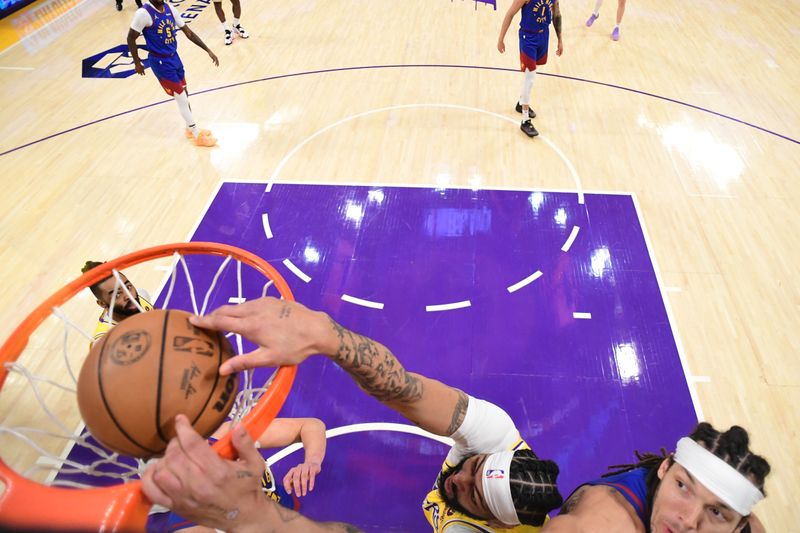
313,310,341,357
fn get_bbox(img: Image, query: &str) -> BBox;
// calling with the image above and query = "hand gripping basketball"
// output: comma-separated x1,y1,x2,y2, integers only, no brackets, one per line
189,297,331,374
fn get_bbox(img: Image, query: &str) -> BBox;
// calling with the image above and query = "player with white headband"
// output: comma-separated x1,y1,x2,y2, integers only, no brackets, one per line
542,422,769,533
142,297,565,532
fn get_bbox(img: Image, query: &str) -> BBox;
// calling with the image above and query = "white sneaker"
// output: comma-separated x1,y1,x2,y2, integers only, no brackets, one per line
233,23,249,38
224,29,233,45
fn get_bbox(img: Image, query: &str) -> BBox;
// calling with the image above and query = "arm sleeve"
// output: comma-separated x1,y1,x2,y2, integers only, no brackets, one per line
130,8,152,32
444,396,519,465
167,4,186,28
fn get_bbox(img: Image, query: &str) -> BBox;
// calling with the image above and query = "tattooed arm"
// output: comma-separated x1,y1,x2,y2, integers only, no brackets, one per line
321,315,468,436
191,297,469,437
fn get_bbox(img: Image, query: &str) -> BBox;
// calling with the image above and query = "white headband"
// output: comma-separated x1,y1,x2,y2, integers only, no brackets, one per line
673,437,764,516
481,451,520,526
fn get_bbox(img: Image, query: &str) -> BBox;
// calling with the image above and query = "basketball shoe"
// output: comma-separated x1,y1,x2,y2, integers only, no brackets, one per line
185,128,217,147
586,13,598,26
520,120,539,138
234,23,249,38
515,102,537,119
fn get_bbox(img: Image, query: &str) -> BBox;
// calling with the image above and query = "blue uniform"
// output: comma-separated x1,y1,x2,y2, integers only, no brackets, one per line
140,3,187,95
562,468,649,525
518,0,554,71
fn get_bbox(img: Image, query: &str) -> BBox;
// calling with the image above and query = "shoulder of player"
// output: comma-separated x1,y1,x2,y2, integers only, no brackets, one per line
560,485,644,532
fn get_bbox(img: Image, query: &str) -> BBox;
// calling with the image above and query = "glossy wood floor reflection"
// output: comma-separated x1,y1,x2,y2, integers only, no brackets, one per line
1,0,798,530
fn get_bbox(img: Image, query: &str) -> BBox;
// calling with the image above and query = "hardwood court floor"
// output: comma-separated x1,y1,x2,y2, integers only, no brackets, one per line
0,0,798,529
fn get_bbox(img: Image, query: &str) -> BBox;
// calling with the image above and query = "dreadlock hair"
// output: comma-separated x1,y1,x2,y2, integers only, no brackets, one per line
509,449,564,526
81,261,110,300
602,422,770,533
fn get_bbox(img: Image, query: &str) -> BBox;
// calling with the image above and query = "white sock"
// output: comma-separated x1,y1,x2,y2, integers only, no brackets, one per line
615,23,621,29
593,0,603,14
519,69,536,111
223,22,231,31
233,18,240,26
523,109,530,122
174,91,197,134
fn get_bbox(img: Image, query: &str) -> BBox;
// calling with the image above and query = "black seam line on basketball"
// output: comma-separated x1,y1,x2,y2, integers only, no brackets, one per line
97,332,159,456
155,310,171,444
191,329,225,428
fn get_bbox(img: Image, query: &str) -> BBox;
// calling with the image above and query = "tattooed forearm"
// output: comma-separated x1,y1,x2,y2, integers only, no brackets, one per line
327,317,423,403
446,390,469,434
208,503,240,521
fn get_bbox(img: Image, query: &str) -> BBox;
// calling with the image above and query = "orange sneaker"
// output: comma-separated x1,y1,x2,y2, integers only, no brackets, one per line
192,130,217,147
185,127,213,139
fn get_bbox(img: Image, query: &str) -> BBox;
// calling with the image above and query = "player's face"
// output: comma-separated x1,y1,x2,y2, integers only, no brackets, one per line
96,275,141,317
436,454,494,521
650,461,746,533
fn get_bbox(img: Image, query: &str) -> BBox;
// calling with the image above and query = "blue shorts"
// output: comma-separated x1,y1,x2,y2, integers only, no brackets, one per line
148,52,186,95
518,28,549,71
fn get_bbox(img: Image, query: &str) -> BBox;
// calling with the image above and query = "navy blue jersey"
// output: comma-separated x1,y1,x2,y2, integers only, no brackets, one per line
142,3,180,57
520,0,554,32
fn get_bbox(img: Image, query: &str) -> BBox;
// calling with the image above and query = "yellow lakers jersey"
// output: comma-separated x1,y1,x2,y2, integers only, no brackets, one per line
422,436,547,533
91,296,154,342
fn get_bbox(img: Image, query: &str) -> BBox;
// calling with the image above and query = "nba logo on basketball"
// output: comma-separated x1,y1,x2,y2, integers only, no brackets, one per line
485,469,506,479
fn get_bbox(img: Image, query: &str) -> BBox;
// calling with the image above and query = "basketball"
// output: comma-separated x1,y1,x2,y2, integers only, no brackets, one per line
77,309,239,458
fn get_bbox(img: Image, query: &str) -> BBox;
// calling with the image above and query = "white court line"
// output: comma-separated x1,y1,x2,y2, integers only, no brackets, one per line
631,193,704,421
561,226,581,252
261,212,273,239
426,300,471,312
507,270,543,293
341,294,385,309
265,422,453,466
267,104,585,206
228,297,247,304
691,375,712,383
0,66,34,71
573,312,592,319
228,178,632,198
282,258,311,283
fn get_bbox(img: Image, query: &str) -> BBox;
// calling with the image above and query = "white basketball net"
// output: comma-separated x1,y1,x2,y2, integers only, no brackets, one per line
0,252,280,489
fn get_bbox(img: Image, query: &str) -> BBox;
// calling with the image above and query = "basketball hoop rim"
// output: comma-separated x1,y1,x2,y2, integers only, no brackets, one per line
0,242,298,532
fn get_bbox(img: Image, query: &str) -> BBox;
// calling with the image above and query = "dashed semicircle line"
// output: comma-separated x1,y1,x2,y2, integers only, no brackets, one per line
341,294,385,309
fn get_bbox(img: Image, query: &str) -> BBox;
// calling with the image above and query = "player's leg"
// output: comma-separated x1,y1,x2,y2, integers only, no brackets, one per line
587,0,602,26
213,0,233,45
518,67,538,138
152,56,216,146
517,33,545,138
611,0,626,40
231,0,249,39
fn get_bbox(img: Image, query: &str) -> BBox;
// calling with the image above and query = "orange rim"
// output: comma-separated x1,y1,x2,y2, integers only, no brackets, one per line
0,242,297,532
